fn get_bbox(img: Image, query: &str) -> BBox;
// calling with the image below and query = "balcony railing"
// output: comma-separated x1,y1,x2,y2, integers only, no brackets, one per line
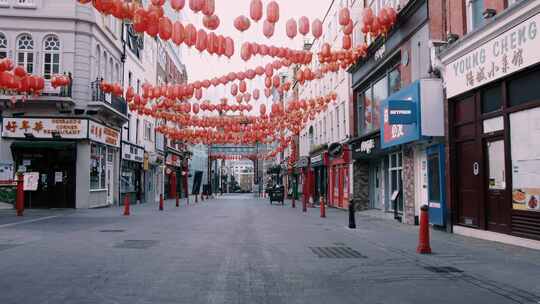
42,72,72,98
90,78,127,116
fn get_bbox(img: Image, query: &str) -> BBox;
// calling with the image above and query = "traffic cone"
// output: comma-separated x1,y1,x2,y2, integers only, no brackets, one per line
176,194,179,208
320,197,326,218
123,195,130,216
417,205,432,254
159,194,164,211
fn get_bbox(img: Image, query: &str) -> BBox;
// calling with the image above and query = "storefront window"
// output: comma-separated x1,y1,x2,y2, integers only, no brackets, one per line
428,153,441,202
481,85,502,114
511,107,540,212
388,67,401,95
121,162,137,193
90,144,106,190
508,70,540,107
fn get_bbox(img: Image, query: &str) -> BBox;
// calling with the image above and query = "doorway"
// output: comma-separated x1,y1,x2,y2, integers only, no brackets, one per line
389,152,403,213
485,138,509,233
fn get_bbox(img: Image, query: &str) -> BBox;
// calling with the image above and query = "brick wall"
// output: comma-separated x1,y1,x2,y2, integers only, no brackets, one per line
446,0,467,38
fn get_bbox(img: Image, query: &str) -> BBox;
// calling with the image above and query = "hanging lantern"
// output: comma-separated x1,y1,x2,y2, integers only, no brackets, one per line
201,0,215,16
225,37,235,58
170,0,185,11
185,24,197,47
343,19,353,35
172,21,185,45
195,29,208,53
239,80,247,93
250,0,263,22
189,0,204,13
158,17,172,41
298,16,310,36
260,104,267,116
266,1,279,23
241,42,252,62
234,15,251,32
146,11,160,37
286,18,297,39
263,20,275,39
231,83,238,96
133,8,148,33
253,89,260,100
202,14,220,30
342,35,352,50
312,18,323,39
339,7,350,26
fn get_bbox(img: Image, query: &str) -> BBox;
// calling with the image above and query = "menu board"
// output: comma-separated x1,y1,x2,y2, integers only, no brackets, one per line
511,108,540,212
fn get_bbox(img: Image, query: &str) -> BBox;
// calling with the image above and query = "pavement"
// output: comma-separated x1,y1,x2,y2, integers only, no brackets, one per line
0,194,539,304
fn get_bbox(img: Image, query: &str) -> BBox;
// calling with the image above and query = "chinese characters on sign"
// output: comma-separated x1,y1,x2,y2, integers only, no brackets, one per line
2,118,88,139
446,16,539,98
88,121,120,148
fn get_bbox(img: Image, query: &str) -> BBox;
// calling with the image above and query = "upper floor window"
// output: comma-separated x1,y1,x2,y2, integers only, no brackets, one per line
17,34,34,73
467,0,485,32
42,35,60,79
0,32,7,59
309,126,314,147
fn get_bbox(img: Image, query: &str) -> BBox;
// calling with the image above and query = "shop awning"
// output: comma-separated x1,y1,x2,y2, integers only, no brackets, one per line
11,141,76,150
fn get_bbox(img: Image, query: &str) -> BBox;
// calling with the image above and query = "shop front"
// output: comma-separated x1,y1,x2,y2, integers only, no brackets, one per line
309,150,328,205
441,1,540,240
328,143,351,209
146,152,164,204
2,118,86,209
295,156,309,202
379,79,445,224
121,141,144,205
165,150,183,199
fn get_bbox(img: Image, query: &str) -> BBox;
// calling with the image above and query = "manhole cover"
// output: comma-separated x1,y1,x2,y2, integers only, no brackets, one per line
100,229,125,233
309,246,366,259
424,266,463,273
115,240,158,249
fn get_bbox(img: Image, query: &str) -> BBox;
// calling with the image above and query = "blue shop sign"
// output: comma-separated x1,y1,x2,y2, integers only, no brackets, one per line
381,81,421,148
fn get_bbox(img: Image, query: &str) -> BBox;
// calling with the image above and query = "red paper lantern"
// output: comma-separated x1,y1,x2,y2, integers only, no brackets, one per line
260,104,267,116
170,0,185,11
151,0,164,6
339,7,350,26
195,29,207,52
146,11,160,37
342,35,352,50
241,42,252,61
201,0,214,16
250,0,263,22
263,20,275,39
189,0,204,13
202,14,220,30
266,1,279,23
172,21,185,45
133,8,148,33
299,16,310,36
225,37,235,58
231,84,238,96
234,15,251,32
13,66,27,78
253,89,260,100
185,24,197,47
362,8,375,27
239,80,247,93
312,18,323,39
158,17,172,41
286,18,297,39
343,19,353,35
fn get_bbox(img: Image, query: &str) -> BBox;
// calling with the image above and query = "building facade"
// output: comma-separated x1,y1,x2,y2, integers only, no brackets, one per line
0,0,127,208
439,0,540,240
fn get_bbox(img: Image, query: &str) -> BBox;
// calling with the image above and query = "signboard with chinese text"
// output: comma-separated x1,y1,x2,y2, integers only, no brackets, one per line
89,121,120,148
2,118,87,139
445,12,540,98
122,142,144,163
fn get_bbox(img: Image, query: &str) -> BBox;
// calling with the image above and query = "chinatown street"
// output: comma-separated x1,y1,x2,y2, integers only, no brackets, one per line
0,194,538,304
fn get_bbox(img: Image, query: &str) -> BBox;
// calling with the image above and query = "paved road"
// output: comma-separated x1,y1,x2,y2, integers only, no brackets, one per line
0,194,539,304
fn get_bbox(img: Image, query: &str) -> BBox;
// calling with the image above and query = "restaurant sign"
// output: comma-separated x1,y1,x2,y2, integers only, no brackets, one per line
2,118,88,139
445,12,539,98
89,121,120,148
122,142,144,163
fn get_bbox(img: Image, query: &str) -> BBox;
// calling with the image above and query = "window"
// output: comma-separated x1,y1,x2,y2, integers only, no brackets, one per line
17,34,34,73
309,126,314,147
336,107,341,140
107,15,118,37
388,67,401,95
136,118,140,144
428,153,441,202
388,152,403,212
508,70,540,107
481,85,502,114
42,35,60,79
511,107,540,212
144,120,153,142
468,0,485,32
108,57,113,82
128,72,133,87
90,143,106,190
15,0,35,7
0,32,7,59
95,45,101,79
341,103,346,139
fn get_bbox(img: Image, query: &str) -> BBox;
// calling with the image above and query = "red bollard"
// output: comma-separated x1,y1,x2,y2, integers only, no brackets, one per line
320,197,326,218
417,205,432,254
123,194,130,216
159,194,164,211
16,173,24,216
176,194,179,208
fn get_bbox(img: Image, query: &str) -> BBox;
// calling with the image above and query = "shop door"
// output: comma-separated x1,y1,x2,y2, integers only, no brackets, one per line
485,138,509,233
106,164,113,205
389,152,403,213
456,140,483,227
373,163,383,209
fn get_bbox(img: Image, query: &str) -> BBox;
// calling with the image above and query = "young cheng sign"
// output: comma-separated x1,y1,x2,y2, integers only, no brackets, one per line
445,11,539,98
